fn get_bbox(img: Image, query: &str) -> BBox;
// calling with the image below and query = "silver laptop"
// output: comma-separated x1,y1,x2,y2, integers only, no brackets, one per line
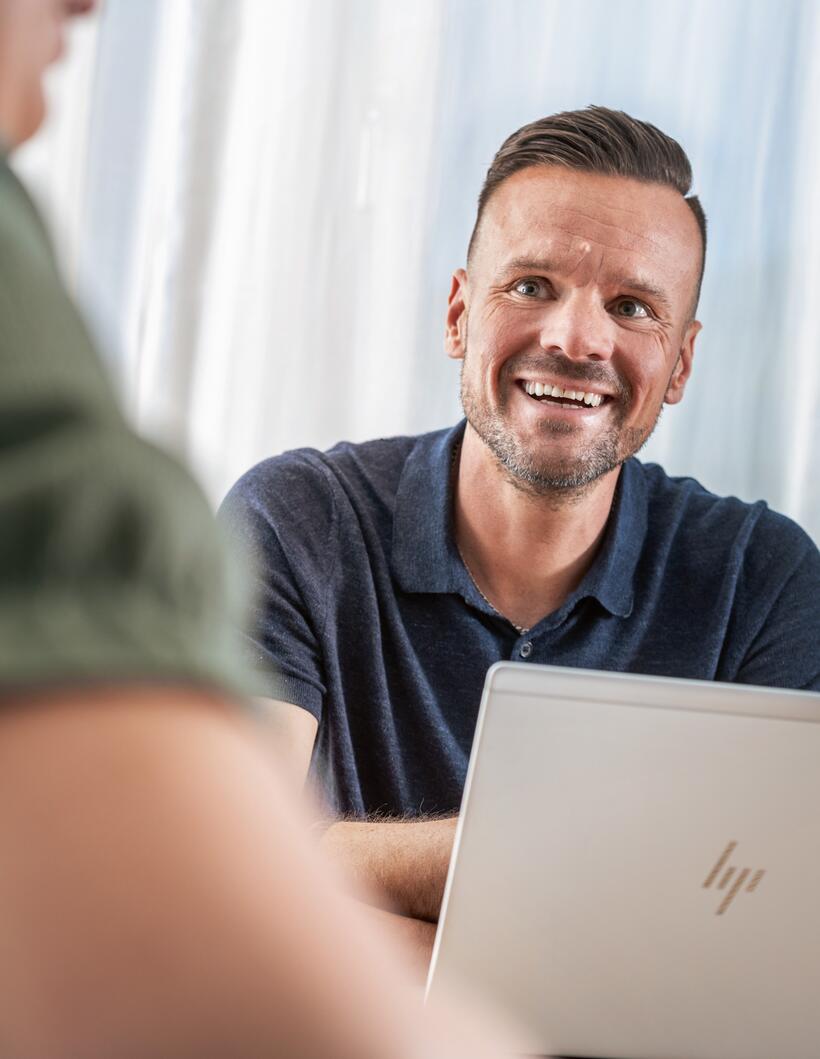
426,662,820,1059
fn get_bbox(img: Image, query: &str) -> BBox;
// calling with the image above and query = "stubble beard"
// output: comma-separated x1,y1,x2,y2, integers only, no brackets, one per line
459,350,662,498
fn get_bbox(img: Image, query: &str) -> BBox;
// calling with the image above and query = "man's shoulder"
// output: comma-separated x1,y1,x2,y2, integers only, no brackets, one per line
635,459,816,567
221,427,451,528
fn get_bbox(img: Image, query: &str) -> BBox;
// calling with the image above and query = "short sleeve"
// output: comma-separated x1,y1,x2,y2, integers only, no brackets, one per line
0,160,248,696
218,455,338,720
731,515,820,692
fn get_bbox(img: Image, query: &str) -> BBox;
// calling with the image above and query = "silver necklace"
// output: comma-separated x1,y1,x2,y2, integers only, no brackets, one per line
457,543,530,636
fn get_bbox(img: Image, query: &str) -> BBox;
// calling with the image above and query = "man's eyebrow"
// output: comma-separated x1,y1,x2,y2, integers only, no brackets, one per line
498,256,561,275
498,257,672,312
617,277,672,311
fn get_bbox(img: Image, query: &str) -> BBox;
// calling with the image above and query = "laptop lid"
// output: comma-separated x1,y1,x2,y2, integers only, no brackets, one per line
426,663,820,1059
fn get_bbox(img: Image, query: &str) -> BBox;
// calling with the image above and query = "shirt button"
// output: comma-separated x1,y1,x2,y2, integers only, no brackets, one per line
519,641,533,659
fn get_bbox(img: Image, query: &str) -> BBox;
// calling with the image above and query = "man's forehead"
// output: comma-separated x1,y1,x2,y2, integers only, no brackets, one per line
476,165,701,285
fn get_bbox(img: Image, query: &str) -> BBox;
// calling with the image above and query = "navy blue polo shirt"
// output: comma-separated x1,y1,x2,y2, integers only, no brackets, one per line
220,422,820,818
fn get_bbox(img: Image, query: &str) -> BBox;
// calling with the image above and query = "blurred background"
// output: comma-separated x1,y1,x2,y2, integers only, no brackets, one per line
14,0,820,541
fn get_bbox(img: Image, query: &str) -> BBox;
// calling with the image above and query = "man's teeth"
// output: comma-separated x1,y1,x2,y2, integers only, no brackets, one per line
523,381,604,407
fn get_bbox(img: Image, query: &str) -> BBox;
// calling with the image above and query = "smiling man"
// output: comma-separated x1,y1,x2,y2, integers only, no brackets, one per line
221,107,820,961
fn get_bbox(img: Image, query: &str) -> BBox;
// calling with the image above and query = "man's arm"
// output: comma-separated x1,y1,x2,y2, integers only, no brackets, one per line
733,528,820,691
0,684,498,1059
255,695,319,788
321,814,457,924
263,697,457,935
321,815,454,975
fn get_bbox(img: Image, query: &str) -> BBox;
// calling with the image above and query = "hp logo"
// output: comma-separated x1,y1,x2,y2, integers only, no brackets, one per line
702,841,765,915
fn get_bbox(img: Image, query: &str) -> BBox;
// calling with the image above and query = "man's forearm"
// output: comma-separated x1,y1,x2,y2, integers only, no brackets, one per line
321,816,457,922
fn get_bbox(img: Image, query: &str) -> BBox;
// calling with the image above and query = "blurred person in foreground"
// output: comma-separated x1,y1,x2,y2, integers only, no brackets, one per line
0,1,508,1055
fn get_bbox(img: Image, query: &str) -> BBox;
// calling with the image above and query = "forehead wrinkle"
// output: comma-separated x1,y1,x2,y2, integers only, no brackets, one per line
485,197,668,260
498,244,649,277
564,188,656,220
547,209,666,254
499,226,664,274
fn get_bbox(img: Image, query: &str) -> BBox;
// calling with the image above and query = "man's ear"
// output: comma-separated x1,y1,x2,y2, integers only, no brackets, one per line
665,319,701,405
445,269,469,361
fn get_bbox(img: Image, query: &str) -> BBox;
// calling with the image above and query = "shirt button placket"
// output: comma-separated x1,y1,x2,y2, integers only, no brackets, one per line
518,640,533,659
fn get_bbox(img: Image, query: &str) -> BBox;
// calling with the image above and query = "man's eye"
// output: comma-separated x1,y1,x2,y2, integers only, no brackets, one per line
614,298,650,319
513,278,547,298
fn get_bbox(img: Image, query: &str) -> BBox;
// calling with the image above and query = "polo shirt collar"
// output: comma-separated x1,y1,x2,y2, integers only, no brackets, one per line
570,457,645,619
392,420,646,620
392,421,466,595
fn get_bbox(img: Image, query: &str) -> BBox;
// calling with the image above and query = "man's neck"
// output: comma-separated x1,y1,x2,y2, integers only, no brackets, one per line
453,423,620,631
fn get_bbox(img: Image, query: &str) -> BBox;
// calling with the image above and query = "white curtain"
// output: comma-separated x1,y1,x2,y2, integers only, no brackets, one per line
15,0,820,543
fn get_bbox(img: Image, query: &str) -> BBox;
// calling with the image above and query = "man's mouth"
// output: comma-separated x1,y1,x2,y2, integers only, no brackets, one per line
519,380,608,408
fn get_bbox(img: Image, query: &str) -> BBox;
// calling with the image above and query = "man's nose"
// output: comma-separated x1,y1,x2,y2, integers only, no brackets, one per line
538,294,616,362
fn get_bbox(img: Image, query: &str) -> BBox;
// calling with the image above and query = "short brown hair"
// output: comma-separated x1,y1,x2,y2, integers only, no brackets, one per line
469,105,707,312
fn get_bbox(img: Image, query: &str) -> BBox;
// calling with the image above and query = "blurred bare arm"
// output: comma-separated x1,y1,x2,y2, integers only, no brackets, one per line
0,685,498,1059
361,905,438,981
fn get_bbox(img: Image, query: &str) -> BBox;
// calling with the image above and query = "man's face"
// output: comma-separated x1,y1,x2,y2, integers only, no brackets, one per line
446,165,703,493
0,0,95,148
